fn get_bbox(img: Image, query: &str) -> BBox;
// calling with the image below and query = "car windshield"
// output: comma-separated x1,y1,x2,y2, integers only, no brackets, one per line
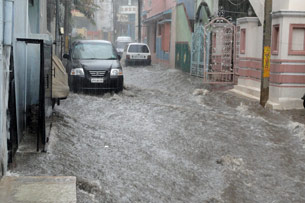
72,43,117,60
128,45,149,53
116,41,130,49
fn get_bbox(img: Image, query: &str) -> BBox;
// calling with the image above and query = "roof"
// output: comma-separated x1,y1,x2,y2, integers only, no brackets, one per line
128,43,149,46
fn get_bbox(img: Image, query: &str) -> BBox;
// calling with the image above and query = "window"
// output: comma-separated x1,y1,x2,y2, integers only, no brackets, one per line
272,25,280,55
240,29,246,54
289,24,305,55
128,45,149,53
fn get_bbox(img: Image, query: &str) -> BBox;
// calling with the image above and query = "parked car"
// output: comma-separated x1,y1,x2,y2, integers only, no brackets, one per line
122,43,151,66
115,36,132,57
302,94,305,108
64,40,124,93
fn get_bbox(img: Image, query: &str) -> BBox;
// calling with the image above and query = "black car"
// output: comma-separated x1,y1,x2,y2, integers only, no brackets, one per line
64,40,124,93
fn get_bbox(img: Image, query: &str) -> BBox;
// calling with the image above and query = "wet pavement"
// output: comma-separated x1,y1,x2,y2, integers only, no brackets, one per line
10,64,305,202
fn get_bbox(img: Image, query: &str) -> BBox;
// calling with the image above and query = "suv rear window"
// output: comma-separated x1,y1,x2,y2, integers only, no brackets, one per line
128,45,149,53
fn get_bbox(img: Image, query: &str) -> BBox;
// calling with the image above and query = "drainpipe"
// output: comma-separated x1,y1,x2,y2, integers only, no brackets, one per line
138,0,141,42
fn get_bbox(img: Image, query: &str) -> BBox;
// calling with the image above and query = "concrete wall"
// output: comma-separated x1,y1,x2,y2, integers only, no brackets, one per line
144,0,175,18
175,3,193,72
177,0,195,19
0,0,13,176
272,14,305,60
289,0,305,11
273,0,305,11
235,6,305,109
14,0,29,144
238,18,263,59
169,6,176,67
272,0,289,12
235,17,263,94
268,10,305,109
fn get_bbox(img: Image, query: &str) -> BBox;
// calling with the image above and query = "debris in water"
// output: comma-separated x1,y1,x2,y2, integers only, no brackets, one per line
193,89,209,96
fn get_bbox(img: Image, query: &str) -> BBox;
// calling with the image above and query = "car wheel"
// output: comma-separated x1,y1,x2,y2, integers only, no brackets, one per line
72,85,78,93
303,100,305,108
52,99,56,109
115,85,123,93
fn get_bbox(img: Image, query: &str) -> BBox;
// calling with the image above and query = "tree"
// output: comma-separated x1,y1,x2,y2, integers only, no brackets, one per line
72,0,99,24
61,0,99,53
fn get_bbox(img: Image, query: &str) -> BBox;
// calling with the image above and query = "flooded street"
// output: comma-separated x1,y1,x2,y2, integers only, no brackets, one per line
11,65,305,203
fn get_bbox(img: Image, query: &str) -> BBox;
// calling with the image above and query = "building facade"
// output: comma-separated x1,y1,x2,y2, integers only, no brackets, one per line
115,0,138,41
142,0,176,66
0,0,12,176
234,0,305,109
1,0,52,176
175,0,195,72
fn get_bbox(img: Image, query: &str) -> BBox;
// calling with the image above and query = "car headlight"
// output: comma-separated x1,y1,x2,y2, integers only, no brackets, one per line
110,68,123,76
70,68,84,76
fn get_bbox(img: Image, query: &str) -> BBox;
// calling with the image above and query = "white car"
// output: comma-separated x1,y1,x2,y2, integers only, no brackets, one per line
122,43,151,66
115,36,132,57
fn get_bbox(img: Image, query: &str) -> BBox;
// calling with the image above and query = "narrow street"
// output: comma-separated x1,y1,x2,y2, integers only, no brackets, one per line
11,64,305,203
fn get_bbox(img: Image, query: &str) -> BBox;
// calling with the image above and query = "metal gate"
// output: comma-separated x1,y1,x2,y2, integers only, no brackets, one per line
191,17,236,84
191,24,205,77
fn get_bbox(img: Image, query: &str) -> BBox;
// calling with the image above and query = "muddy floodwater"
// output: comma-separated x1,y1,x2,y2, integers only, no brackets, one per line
11,65,305,202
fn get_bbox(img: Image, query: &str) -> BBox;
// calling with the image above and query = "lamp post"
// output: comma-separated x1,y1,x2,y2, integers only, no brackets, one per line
138,0,141,42
112,0,116,43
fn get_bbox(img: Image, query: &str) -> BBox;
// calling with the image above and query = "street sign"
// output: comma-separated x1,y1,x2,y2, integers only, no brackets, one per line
117,14,129,22
120,6,137,14
263,46,271,78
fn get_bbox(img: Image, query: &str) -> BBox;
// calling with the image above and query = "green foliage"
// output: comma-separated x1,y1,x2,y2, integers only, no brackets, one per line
58,0,99,24
72,0,100,24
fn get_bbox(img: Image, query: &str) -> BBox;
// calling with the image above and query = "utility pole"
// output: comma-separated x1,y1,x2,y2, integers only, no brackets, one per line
55,0,60,56
64,0,71,54
138,0,141,42
260,0,273,107
112,0,116,42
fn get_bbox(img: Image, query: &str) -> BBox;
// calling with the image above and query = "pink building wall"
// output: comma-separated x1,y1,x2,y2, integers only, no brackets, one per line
143,0,176,18
235,13,305,109
142,0,176,66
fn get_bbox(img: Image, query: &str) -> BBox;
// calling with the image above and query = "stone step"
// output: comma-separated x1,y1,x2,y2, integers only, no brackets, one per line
232,85,261,100
0,176,76,203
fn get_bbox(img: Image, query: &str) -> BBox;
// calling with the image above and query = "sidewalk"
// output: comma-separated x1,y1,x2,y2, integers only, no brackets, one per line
0,176,76,203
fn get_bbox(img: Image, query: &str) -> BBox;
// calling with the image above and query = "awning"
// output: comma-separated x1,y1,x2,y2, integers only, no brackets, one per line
143,8,172,23
157,19,172,24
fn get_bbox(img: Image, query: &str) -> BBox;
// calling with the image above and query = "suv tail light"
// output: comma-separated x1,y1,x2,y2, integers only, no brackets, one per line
126,55,130,59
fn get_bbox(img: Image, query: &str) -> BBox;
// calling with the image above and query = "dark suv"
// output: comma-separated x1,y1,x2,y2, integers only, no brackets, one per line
64,40,124,93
